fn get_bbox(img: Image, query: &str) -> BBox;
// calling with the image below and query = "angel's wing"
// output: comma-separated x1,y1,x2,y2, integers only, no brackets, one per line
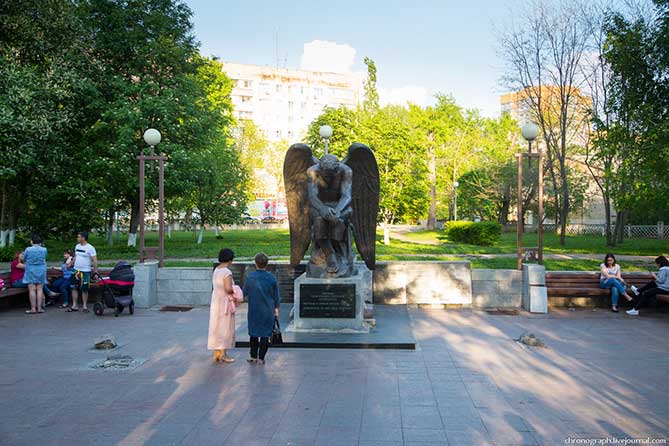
283,143,317,267
343,143,380,270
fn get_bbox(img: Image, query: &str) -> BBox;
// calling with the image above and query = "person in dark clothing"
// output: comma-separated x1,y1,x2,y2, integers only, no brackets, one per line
243,252,280,364
627,256,669,316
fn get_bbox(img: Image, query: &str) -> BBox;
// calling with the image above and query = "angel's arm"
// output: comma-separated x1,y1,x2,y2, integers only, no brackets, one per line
307,168,329,215
334,167,353,214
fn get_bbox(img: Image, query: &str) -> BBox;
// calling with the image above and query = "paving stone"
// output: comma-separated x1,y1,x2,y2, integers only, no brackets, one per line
359,425,403,441
320,403,363,427
1,305,668,445
403,427,448,442
362,403,402,426
401,405,443,429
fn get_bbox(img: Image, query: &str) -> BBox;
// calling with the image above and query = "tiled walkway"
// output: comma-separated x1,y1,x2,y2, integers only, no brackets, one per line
0,305,667,445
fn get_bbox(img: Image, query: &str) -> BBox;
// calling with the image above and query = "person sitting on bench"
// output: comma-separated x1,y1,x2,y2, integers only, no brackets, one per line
10,251,58,303
600,253,634,313
626,256,669,316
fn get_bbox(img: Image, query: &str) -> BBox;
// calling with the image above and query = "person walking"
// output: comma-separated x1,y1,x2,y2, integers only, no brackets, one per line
68,231,97,313
208,248,243,363
23,234,48,314
599,253,634,312
243,253,280,364
627,256,669,316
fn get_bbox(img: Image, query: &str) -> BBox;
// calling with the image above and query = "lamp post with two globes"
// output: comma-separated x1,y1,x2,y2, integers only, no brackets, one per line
138,128,167,267
516,122,543,269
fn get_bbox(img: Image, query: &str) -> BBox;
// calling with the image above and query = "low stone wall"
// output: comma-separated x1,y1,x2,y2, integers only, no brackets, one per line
155,263,305,306
373,262,473,306
471,269,523,309
146,261,527,309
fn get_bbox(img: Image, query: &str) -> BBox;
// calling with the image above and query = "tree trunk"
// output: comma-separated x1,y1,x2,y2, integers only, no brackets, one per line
115,212,121,243
604,197,613,246
559,182,569,246
197,225,205,244
498,198,510,226
7,203,17,246
383,221,390,246
0,181,6,248
128,198,140,247
106,208,114,247
615,210,626,244
426,146,437,230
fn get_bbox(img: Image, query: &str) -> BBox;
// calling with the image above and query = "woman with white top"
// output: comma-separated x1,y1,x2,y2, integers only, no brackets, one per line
599,253,633,313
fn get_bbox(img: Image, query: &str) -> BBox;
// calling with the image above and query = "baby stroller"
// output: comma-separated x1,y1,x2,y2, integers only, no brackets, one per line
93,261,135,317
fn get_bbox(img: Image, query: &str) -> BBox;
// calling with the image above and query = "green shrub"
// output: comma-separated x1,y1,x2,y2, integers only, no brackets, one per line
444,221,502,246
0,246,16,262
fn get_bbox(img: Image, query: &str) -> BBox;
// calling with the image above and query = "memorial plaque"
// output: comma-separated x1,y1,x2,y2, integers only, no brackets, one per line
299,283,356,318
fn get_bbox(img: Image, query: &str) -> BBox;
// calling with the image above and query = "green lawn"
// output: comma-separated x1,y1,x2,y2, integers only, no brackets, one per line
398,229,669,256
32,228,663,271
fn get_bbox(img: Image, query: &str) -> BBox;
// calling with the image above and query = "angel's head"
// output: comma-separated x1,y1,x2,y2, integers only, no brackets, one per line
319,154,340,175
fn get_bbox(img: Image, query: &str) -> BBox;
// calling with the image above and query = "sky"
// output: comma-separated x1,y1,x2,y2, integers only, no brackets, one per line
185,0,523,117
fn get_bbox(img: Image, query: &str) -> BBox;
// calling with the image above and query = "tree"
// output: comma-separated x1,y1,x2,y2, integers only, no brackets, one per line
456,113,522,224
498,0,592,244
0,0,101,242
183,142,249,243
598,1,669,238
80,0,215,246
363,57,379,112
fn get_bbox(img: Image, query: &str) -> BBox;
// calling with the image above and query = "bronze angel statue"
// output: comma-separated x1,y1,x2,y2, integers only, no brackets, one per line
283,143,380,278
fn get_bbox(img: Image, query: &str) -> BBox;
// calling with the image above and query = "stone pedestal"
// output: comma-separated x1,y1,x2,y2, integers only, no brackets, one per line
133,261,158,308
288,265,372,333
522,263,548,314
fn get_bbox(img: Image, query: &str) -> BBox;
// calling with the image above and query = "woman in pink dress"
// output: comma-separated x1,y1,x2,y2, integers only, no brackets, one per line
208,248,243,363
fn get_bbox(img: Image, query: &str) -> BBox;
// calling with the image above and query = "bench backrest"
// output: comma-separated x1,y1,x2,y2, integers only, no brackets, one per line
546,272,654,289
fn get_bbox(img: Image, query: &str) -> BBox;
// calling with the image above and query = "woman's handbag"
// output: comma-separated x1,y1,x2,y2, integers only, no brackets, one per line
270,317,283,345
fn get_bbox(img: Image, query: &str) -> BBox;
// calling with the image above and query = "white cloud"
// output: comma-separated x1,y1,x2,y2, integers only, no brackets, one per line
379,85,429,106
300,40,356,74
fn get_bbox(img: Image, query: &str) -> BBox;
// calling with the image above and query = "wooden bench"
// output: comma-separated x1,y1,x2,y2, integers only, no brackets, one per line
546,271,669,307
0,271,29,306
0,268,111,309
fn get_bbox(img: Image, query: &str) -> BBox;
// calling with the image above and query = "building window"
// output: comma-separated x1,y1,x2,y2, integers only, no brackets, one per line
276,129,281,138
315,88,323,97
288,101,294,109
243,80,252,88
301,102,306,109
275,84,281,93
241,96,252,102
288,116,293,123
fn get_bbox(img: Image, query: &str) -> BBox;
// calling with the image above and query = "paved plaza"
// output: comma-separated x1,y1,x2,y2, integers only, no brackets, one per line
0,305,667,446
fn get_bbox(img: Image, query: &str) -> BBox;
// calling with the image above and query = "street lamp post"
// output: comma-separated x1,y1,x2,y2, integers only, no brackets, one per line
319,125,333,155
139,128,167,267
517,122,543,270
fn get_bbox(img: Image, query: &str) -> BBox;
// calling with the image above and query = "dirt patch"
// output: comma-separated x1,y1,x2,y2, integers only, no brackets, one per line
160,306,193,312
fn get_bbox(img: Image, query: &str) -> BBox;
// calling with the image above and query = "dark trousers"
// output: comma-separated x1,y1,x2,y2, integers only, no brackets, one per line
632,281,666,310
51,276,72,305
249,337,269,360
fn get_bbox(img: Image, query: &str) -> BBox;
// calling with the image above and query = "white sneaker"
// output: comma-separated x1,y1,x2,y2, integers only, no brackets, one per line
626,309,639,316
630,285,640,296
